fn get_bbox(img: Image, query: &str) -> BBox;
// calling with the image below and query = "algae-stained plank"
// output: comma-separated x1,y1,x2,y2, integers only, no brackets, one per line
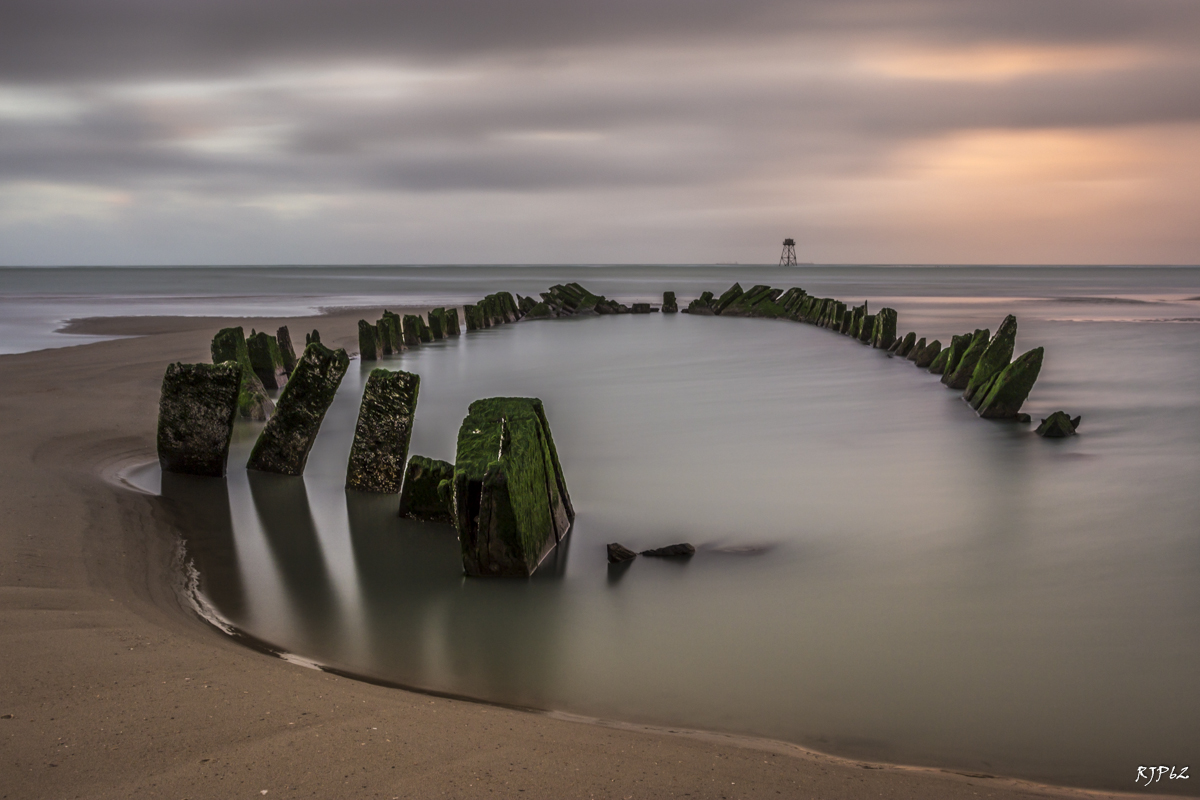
976,347,1043,419
448,308,461,335
247,343,350,475
402,315,422,346
871,308,898,349
248,330,289,390
906,337,926,362
276,326,299,375
429,308,446,339
346,369,420,493
943,328,990,389
398,455,455,523
964,315,1017,402
358,320,380,360
211,326,274,420
662,291,678,313
454,397,574,577
914,339,941,368
157,362,241,477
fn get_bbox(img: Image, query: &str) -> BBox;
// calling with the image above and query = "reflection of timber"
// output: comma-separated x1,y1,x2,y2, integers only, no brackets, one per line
345,491,461,681
606,557,632,585
441,526,573,706
534,527,572,580
159,471,245,621
246,471,340,651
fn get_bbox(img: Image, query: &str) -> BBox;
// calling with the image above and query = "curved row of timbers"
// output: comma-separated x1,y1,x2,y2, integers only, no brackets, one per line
157,321,573,577
154,281,1079,577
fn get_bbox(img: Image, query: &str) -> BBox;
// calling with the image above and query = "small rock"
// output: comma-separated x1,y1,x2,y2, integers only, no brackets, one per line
1036,410,1080,437
607,543,638,563
640,543,695,557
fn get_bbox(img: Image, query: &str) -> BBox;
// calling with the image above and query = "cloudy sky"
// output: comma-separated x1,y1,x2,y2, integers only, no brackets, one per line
1,0,1198,265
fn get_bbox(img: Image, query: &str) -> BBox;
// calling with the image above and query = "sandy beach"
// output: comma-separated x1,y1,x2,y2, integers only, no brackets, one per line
0,309,1179,799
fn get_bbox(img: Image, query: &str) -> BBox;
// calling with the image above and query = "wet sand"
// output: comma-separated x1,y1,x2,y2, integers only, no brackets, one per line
0,309,1175,799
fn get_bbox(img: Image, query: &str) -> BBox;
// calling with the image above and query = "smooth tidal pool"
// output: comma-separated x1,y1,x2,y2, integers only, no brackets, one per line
146,291,1200,792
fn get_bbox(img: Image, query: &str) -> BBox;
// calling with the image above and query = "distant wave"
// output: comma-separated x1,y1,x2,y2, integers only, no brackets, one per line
1047,317,1200,323
1045,296,1158,305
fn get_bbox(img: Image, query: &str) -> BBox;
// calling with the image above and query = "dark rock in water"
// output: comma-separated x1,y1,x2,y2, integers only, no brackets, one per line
454,397,574,577
358,319,380,361
943,329,989,389
641,543,696,557
662,291,678,313
399,455,455,523
346,369,420,493
631,302,652,314
976,347,1043,419
305,330,321,345
157,362,241,477
247,343,350,475
402,314,422,346
871,308,898,349
247,329,289,390
210,326,274,420
1035,410,1081,436
1016,413,1032,423
607,542,638,563
906,337,926,361
914,339,941,368
964,315,1017,403
895,331,917,357
276,326,298,375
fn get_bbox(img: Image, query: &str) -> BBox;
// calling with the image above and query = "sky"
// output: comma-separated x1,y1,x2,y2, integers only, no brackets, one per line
1,0,1198,266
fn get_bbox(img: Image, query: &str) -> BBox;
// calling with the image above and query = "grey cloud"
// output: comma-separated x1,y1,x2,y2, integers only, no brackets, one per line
3,0,1199,82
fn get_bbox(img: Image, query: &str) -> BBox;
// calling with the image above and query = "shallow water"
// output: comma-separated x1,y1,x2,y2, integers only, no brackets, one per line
119,267,1200,793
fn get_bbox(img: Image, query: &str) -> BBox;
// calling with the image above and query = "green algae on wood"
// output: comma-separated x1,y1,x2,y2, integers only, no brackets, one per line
402,314,423,346
276,326,298,375
247,342,350,476
976,347,1043,419
305,330,321,345
943,328,990,390
398,455,455,523
247,330,289,390
1036,410,1080,437
870,308,897,349
914,339,942,369
346,369,420,493
157,362,241,477
964,315,1017,404
454,397,574,577
662,291,678,313
358,320,380,361
895,332,917,357
210,326,274,421
906,337,926,362
428,308,446,339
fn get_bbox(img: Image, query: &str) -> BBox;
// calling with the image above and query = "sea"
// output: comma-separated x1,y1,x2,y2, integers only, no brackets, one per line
4,264,1199,792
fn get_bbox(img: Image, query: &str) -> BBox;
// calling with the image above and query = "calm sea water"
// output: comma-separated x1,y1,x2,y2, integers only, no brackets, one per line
8,265,1199,792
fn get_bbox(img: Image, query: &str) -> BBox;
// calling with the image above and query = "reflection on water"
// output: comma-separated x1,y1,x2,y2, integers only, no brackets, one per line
152,279,1200,793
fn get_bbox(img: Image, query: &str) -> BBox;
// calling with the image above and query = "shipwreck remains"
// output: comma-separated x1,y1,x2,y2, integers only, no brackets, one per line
210,326,274,420
157,362,241,477
398,456,456,523
346,369,420,493
453,397,574,577
247,342,350,475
